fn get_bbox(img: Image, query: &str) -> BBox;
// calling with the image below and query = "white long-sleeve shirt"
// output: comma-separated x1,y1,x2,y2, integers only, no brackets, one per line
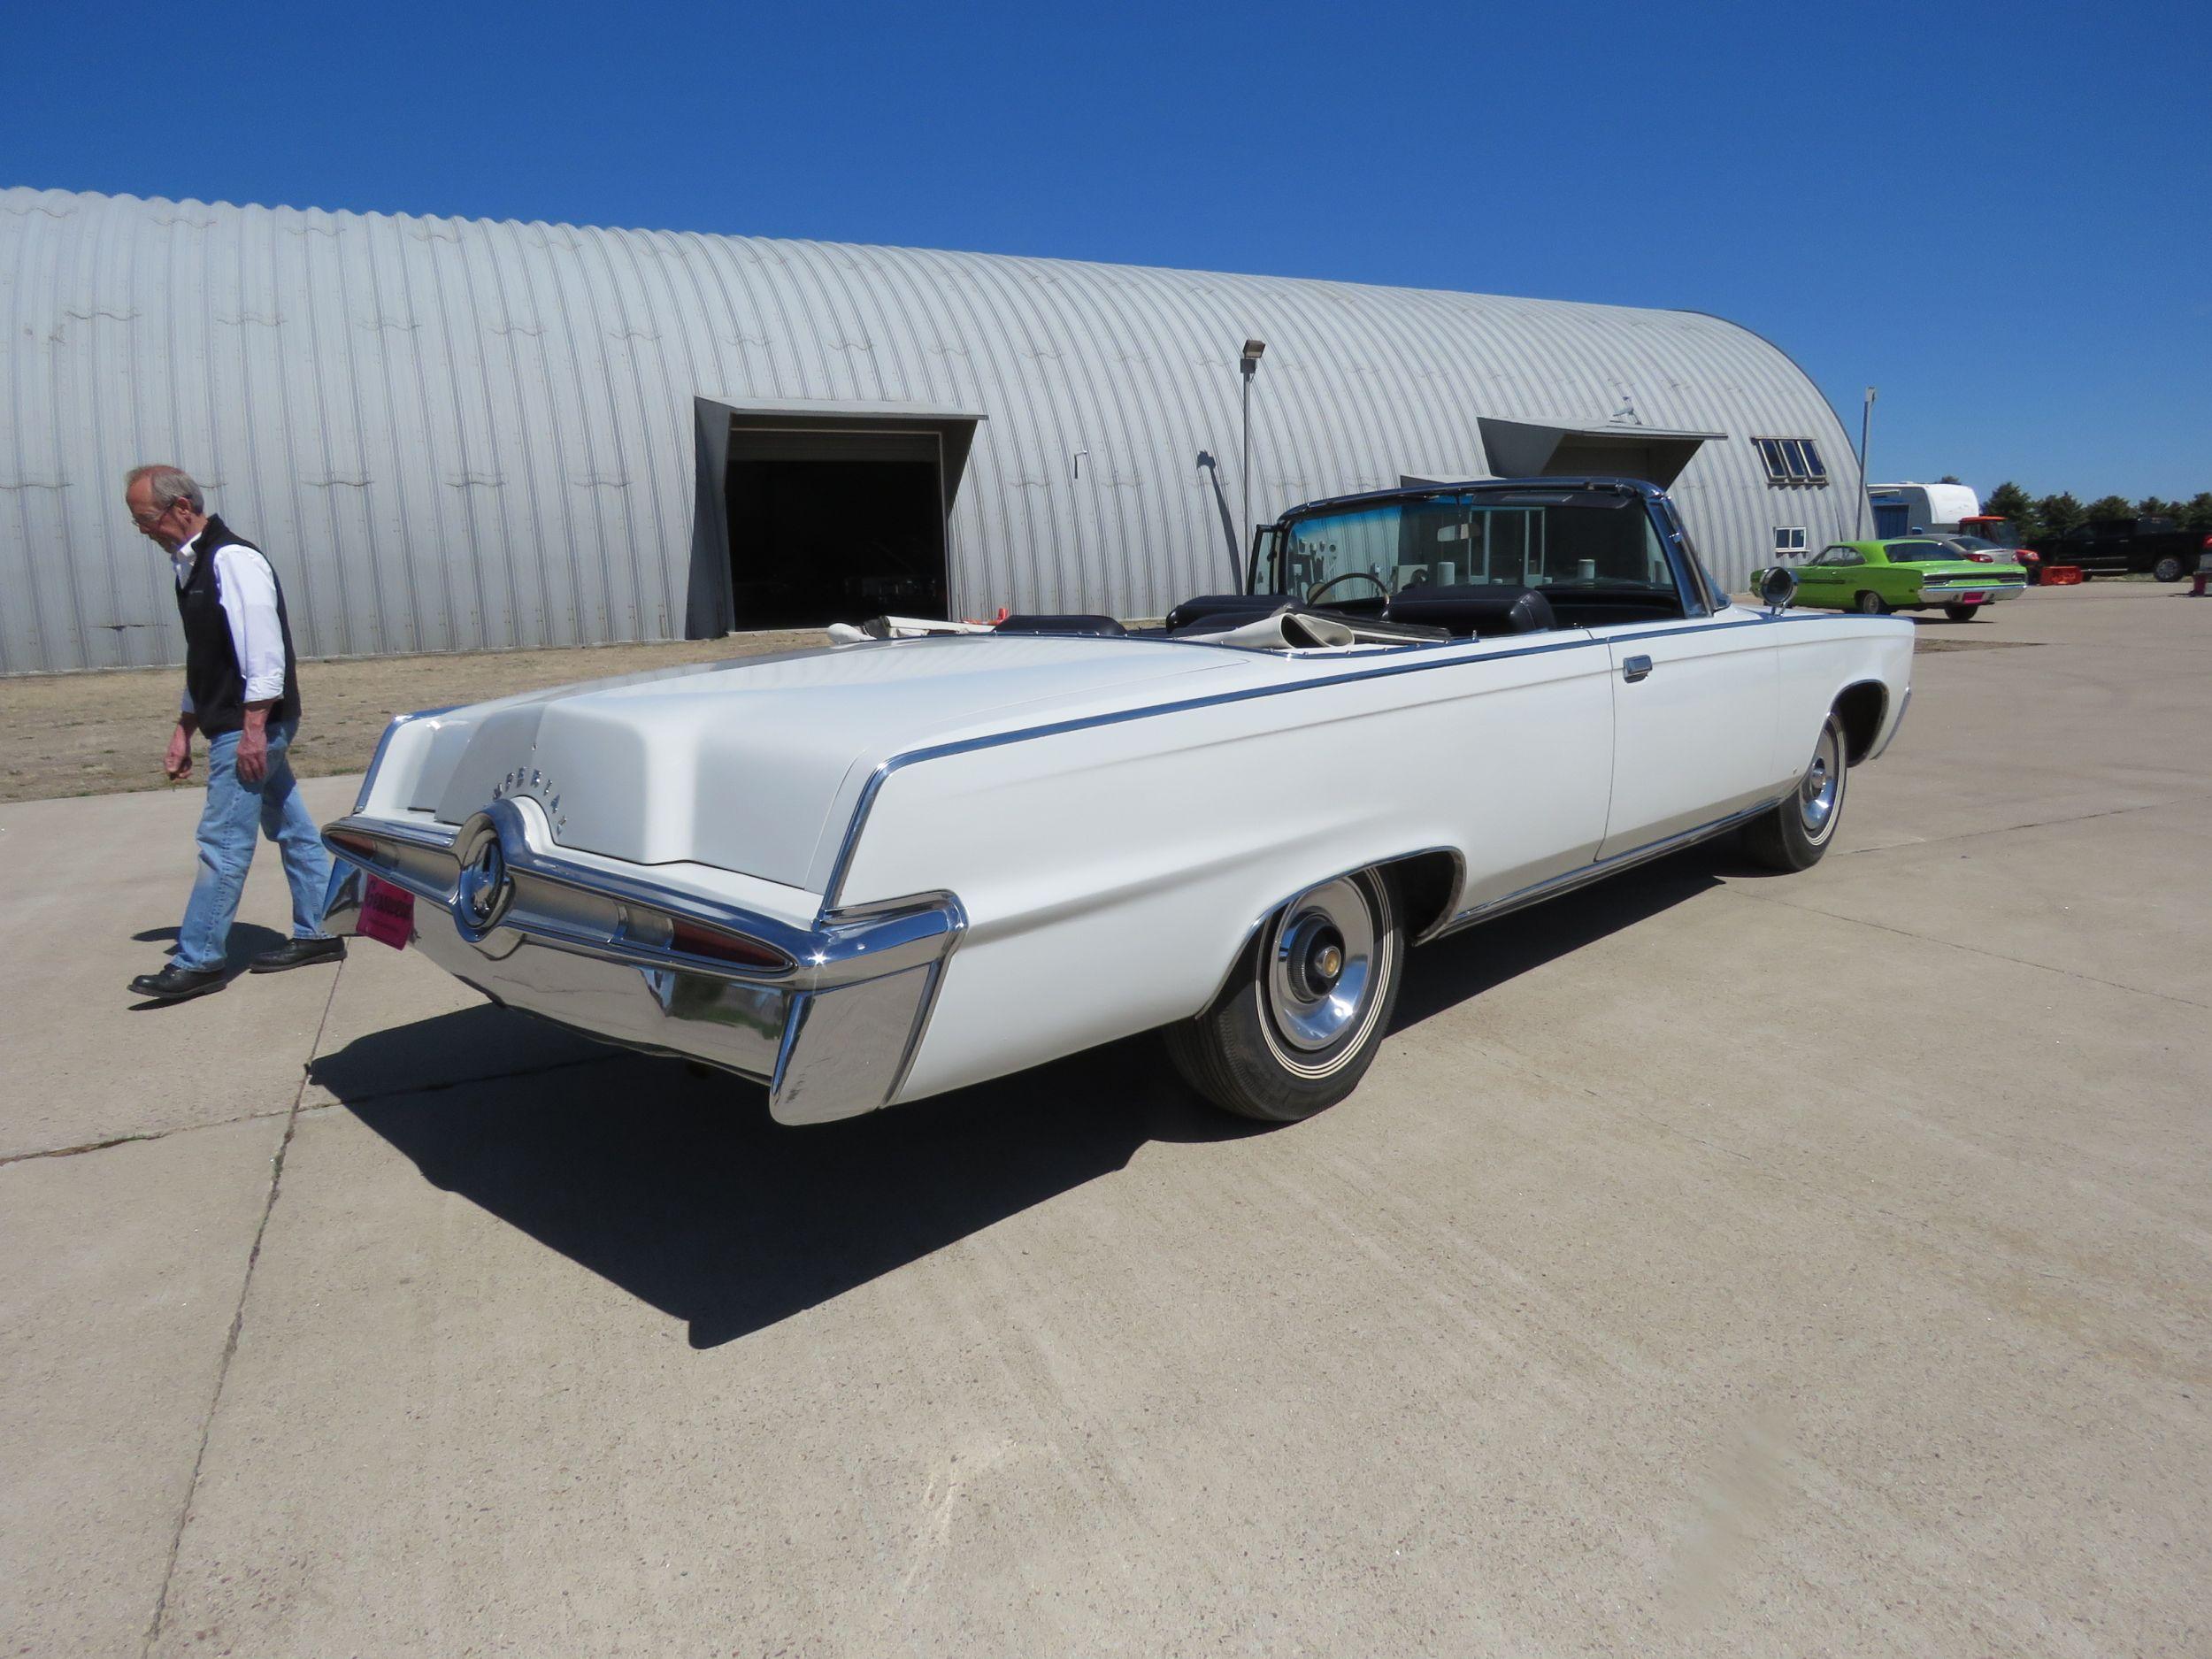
173,529,288,716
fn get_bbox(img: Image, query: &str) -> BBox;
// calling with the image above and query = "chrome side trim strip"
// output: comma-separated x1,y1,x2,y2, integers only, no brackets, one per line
821,611,1840,906
1423,797,1788,941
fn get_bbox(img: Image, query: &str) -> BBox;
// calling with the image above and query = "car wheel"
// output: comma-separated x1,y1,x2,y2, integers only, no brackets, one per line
2153,555,2185,583
1165,868,1403,1123
1943,603,1981,621
1855,590,1889,615
1742,711,1848,872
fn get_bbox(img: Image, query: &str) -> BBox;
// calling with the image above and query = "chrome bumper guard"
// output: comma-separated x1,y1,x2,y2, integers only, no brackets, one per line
321,796,964,1126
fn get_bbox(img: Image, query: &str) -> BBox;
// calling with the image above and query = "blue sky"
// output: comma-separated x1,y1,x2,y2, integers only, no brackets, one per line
8,0,2206,501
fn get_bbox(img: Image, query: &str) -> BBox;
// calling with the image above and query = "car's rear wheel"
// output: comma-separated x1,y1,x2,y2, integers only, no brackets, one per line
2154,555,2185,583
1855,590,1888,615
1742,711,1848,872
1943,603,1981,621
1165,868,1403,1123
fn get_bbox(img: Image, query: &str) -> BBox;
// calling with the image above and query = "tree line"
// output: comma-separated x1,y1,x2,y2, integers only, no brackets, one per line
1954,478,2212,542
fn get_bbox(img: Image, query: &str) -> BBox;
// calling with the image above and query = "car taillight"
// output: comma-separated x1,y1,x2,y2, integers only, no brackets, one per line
668,917,788,971
326,827,380,859
1964,551,1993,562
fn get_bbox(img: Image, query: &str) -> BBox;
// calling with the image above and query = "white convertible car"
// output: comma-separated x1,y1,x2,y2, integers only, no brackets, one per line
321,479,1911,1125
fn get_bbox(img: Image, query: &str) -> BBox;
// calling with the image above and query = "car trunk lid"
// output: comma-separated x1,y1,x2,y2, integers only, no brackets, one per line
405,637,1264,891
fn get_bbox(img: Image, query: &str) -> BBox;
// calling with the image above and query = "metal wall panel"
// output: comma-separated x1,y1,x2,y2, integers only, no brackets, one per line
0,186,1860,673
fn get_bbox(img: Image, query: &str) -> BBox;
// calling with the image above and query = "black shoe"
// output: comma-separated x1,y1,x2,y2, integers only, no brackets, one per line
128,964,227,1003
250,936,348,974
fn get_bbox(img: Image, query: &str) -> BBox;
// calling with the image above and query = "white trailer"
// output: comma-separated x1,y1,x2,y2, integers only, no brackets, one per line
1869,481,1980,538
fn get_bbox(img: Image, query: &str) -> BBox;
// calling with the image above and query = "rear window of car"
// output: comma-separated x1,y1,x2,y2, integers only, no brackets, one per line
1885,541,1953,563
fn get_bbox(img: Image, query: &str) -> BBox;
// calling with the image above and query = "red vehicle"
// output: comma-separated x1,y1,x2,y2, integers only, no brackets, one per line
1956,515,2043,585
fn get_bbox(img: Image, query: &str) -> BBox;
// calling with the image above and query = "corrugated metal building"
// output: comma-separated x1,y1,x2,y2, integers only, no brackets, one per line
2,186,1859,674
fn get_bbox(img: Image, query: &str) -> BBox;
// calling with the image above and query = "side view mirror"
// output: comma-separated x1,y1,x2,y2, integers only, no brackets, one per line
1758,566,1798,612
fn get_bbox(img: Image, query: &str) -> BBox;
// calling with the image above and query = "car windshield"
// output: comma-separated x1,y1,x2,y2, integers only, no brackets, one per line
1266,490,1677,600
1947,536,2003,552
1887,545,1972,564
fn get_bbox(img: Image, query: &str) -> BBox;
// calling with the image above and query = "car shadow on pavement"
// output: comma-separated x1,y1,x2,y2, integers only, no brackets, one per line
315,842,1732,1350
1390,844,1727,1031
316,1016,1258,1349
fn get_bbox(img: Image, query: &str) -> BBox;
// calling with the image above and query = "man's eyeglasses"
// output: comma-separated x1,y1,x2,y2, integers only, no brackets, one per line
131,503,177,528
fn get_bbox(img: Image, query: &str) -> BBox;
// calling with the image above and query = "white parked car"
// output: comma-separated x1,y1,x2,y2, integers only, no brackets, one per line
322,479,1912,1125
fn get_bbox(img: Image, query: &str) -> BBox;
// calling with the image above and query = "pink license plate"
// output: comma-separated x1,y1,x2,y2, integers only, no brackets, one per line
358,876,416,949
1957,591,1986,603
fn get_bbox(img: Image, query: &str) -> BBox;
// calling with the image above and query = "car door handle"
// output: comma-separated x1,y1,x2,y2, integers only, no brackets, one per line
1621,655,1653,683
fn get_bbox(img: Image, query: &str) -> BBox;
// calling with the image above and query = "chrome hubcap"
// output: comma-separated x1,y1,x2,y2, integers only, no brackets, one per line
1799,722,1842,835
1267,879,1377,1052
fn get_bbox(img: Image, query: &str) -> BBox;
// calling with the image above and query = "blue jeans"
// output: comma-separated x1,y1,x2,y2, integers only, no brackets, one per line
173,718,334,972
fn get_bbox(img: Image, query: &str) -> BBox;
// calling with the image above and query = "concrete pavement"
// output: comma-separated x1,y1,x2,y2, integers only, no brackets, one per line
3,580,2207,1655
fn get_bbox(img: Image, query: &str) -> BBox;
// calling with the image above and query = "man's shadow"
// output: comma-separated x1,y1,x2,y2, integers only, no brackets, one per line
127,921,289,1005
315,845,1730,1348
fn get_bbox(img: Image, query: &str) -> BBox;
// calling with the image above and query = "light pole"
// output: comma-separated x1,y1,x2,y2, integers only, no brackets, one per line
1240,338,1265,562
1855,386,1877,539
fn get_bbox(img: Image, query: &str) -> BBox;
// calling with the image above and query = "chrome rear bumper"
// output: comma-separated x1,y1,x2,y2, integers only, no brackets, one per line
321,797,964,1126
1916,582,2025,604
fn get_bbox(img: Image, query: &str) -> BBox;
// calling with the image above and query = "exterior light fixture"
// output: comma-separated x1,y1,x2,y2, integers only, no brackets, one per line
1240,338,1266,561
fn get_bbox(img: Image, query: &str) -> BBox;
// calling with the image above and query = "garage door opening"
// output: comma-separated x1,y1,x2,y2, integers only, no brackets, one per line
686,401,984,637
728,435,946,628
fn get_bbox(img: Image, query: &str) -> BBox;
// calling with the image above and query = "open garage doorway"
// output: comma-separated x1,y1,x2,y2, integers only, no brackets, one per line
728,430,944,627
685,399,983,636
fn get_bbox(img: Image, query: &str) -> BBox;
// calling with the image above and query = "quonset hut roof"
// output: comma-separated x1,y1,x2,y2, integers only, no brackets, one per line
2,186,1857,673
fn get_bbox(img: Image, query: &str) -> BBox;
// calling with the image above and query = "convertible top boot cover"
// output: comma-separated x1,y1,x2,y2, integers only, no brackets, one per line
1384,586,1556,637
403,636,1274,890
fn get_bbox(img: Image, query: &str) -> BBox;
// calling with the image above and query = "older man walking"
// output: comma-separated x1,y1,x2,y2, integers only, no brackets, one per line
124,465,343,1002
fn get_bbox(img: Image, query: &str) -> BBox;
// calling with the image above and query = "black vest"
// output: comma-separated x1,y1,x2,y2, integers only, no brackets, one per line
174,515,303,738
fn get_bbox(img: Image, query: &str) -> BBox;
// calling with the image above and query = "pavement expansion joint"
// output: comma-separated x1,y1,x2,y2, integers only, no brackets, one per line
0,1103,307,1170
139,954,342,1657
1720,884,2208,1011
313,1046,632,1111
1836,791,2209,859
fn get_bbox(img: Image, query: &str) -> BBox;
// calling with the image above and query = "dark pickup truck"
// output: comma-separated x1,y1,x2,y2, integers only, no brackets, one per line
2030,517,2212,582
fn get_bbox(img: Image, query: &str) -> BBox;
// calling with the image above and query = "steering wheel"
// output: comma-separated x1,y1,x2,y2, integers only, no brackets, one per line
1306,569,1388,605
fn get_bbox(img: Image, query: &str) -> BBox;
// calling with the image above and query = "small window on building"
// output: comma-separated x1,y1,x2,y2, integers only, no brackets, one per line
1755,437,1829,485
1773,526,1807,555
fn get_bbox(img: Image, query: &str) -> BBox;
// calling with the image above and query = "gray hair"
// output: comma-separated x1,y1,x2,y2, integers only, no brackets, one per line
124,464,204,514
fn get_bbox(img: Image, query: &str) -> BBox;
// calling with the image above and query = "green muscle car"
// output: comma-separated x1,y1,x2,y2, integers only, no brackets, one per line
1777,537,2030,620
